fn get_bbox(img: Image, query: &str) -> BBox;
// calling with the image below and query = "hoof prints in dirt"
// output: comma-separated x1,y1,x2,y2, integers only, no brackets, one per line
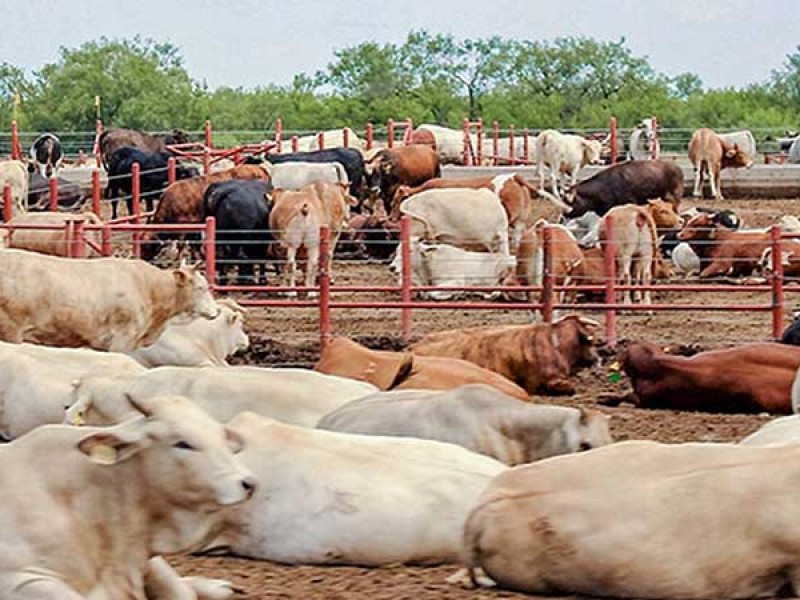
231,335,412,367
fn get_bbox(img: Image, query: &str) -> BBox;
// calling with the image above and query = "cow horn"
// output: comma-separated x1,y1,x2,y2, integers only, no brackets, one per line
535,189,571,212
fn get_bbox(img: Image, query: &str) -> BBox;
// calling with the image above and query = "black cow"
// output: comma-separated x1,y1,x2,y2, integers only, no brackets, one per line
106,147,199,219
27,172,85,211
98,128,189,170
266,148,365,201
661,208,741,260
202,179,274,285
781,313,800,346
30,134,63,178
563,160,684,219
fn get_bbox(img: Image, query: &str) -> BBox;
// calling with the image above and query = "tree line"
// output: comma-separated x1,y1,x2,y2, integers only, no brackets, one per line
1,33,799,134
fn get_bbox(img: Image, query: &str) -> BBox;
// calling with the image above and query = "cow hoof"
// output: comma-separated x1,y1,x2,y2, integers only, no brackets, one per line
445,568,496,589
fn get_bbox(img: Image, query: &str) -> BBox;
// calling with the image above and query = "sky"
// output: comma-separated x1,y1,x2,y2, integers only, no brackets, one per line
2,0,799,90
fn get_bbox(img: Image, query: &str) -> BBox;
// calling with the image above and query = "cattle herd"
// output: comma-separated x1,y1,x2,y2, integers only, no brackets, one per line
4,121,800,599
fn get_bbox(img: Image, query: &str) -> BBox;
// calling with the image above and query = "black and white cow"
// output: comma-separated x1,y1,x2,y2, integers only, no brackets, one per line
29,134,63,178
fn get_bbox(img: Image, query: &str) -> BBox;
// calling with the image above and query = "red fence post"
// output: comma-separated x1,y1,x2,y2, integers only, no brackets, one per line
316,131,325,150
167,157,176,184
204,119,213,149
604,215,618,347
318,225,332,350
402,118,413,146
492,121,499,166
509,125,516,166
771,225,785,339
275,117,283,153
387,119,395,149
204,216,216,288
365,123,374,150
91,169,101,216
49,177,58,212
64,222,73,258
203,149,210,176
94,119,103,168
132,162,141,258
541,226,554,322
291,136,299,153
610,116,618,165
342,127,349,148
73,220,86,258
10,121,21,161
101,224,112,257
650,115,658,160
2,184,12,222
400,215,413,340
523,128,530,163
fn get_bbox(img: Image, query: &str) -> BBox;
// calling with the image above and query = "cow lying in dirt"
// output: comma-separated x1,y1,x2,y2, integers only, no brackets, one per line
409,315,599,395
318,384,612,465
314,337,529,400
620,341,800,413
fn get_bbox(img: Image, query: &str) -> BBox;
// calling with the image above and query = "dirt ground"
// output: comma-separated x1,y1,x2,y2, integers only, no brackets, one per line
173,195,796,598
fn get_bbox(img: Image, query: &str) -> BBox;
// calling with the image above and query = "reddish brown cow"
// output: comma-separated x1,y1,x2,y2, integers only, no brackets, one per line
409,315,599,395
141,165,269,261
314,337,529,401
622,342,800,413
364,145,441,214
688,127,752,200
678,213,769,277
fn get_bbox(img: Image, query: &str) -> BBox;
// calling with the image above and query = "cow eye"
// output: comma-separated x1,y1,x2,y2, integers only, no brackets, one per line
173,441,196,451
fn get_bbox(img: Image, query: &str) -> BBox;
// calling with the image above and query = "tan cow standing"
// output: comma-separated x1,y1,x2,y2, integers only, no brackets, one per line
0,394,254,600
269,182,357,296
1,211,102,256
409,315,599,395
461,441,800,599
0,250,218,351
0,160,29,216
688,127,752,200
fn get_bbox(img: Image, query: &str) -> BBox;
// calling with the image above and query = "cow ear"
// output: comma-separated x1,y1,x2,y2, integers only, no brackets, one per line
173,269,191,287
225,428,244,454
78,418,151,465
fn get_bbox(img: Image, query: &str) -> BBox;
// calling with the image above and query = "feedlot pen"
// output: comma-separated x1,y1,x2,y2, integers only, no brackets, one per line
170,194,795,599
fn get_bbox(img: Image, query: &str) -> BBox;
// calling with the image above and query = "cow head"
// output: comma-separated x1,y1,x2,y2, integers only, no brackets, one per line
722,143,753,169
216,299,250,357
174,266,219,320
76,393,256,553
677,213,715,242
552,314,600,369
575,409,613,451
647,199,681,230
582,139,604,165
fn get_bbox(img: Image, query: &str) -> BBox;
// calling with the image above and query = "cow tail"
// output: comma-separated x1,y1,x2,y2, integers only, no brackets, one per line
461,502,491,588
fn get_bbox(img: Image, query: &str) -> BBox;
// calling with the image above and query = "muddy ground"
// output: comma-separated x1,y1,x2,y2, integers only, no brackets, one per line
173,196,795,598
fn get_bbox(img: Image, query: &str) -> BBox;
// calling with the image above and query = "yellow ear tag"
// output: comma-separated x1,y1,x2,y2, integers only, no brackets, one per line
71,412,84,427
89,444,117,465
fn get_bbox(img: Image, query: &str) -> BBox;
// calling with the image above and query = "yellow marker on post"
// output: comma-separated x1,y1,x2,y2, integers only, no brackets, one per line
95,95,101,118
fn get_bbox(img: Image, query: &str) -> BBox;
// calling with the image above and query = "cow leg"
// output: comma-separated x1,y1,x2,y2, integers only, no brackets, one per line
620,255,633,305
692,164,702,198
286,245,298,298
714,166,724,200
0,570,86,600
708,165,719,200
306,243,320,299
550,168,560,198
146,556,237,600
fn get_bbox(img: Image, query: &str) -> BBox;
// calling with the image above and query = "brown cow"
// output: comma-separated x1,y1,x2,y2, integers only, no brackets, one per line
141,164,269,261
364,145,441,214
269,182,357,295
98,128,189,170
511,221,583,309
409,315,599,395
688,127,752,200
678,213,770,278
390,173,568,251
621,341,800,413
314,337,529,401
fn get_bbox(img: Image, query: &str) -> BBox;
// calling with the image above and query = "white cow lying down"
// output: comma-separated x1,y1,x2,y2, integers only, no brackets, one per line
739,415,800,446
0,394,252,600
390,242,514,300
0,341,144,439
129,298,249,367
460,440,800,599
67,366,377,428
206,412,505,565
